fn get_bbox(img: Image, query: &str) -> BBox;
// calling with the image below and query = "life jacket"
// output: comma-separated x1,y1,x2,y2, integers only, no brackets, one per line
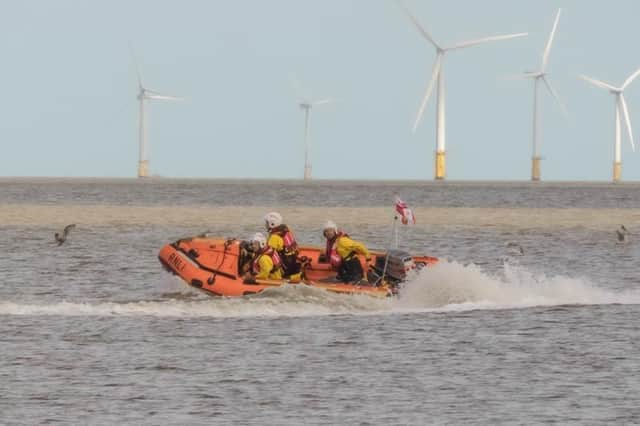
325,231,348,268
270,225,298,255
252,247,282,275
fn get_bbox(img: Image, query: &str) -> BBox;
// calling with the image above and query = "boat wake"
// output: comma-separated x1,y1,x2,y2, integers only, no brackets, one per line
1,261,638,318
395,260,640,311
0,286,388,318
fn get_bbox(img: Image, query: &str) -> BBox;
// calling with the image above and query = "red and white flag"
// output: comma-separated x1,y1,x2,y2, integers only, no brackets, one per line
394,197,415,225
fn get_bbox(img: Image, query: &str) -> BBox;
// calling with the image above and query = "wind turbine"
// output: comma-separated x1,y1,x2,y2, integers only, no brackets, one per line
291,76,332,180
579,67,640,182
397,1,527,180
131,51,182,178
300,99,332,180
516,9,564,181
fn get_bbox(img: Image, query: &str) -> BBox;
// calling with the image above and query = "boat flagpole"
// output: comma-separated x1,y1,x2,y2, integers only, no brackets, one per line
394,218,399,248
379,215,398,286
378,197,415,286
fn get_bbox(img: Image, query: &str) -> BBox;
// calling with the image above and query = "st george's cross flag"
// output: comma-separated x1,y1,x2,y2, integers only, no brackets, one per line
394,197,416,225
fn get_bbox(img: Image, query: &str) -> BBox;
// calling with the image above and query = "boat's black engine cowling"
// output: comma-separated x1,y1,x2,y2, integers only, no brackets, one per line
371,249,415,284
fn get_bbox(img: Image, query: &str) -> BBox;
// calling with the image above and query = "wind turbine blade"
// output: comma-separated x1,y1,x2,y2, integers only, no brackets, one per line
445,32,528,51
413,54,442,133
622,66,640,90
502,72,540,80
146,94,183,101
289,72,305,100
578,74,618,91
619,94,636,151
128,42,143,89
312,98,333,106
541,9,562,71
395,0,440,49
145,88,181,98
542,76,567,116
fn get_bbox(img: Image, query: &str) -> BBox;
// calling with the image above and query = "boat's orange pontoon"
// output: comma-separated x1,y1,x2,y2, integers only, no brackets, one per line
158,236,438,298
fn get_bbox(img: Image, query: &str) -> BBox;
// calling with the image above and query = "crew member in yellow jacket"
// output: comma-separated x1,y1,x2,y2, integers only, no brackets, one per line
263,211,301,278
322,220,371,284
246,233,283,281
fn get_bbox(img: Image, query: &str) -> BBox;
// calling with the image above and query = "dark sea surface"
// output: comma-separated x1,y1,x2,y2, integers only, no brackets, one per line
1,179,639,425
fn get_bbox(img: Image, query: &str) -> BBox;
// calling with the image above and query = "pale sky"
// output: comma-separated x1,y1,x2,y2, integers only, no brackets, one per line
2,0,640,181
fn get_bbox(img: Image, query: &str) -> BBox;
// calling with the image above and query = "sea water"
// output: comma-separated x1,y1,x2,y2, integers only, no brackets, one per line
1,179,639,424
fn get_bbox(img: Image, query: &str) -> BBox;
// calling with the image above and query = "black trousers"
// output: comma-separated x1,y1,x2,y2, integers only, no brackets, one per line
337,257,363,284
282,254,301,277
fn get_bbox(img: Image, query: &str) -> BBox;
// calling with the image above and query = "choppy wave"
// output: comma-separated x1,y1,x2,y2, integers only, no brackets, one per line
1,261,638,318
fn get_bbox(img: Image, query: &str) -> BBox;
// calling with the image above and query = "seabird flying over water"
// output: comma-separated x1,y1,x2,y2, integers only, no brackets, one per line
55,224,76,246
506,242,524,256
616,225,630,244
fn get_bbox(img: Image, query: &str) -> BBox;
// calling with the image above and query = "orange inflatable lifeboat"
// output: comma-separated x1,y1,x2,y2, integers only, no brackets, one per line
158,236,438,298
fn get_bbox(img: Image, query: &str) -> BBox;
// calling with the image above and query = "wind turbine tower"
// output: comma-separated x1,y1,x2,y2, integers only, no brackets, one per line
580,68,640,182
133,56,181,178
516,9,565,181
300,99,331,180
397,1,527,180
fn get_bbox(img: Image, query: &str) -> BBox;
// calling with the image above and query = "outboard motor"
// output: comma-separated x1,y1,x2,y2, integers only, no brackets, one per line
373,249,415,283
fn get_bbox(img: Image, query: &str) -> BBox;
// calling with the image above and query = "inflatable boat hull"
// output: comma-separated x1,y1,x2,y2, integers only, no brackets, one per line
158,236,437,298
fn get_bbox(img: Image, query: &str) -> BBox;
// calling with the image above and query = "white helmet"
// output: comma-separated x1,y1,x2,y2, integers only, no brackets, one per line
251,232,267,248
264,212,283,229
323,220,338,232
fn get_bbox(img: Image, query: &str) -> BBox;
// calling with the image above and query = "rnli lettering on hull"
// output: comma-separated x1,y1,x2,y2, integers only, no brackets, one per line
167,252,187,273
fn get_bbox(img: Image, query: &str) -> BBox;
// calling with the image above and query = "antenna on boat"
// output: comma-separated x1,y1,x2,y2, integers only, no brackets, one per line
378,215,399,285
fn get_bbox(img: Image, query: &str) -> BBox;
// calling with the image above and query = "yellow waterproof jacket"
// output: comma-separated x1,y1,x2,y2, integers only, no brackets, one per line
255,254,283,280
335,235,370,260
267,233,285,252
268,226,298,256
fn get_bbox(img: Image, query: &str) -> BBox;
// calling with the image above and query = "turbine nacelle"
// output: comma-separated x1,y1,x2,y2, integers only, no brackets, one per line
138,87,182,102
299,99,332,111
